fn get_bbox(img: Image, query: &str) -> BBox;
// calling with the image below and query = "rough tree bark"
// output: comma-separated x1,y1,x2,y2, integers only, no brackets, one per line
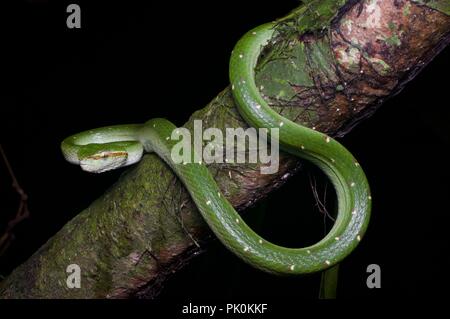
1,0,449,298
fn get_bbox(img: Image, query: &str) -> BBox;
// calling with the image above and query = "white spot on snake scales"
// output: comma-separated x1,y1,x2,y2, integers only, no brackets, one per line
357,235,361,241
232,84,235,90
279,122,284,127
290,265,295,271
239,54,244,59
260,85,264,90
217,192,221,198
259,239,263,244
166,137,169,140
335,237,340,241
355,162,360,167
252,31,257,35
244,246,249,252
350,182,356,187
312,126,316,130
325,260,331,265
368,195,372,200
326,137,331,143
352,210,357,215
331,158,335,163
235,218,240,224
206,200,211,205
307,250,311,254
255,104,261,109
301,145,305,150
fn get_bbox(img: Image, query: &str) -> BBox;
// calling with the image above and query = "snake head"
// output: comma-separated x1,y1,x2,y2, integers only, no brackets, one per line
78,142,143,173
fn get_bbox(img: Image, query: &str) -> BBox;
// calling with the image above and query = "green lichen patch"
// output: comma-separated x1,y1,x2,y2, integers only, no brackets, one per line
403,2,412,16
256,43,311,101
255,34,339,106
412,0,450,16
385,34,402,47
276,0,348,35
364,53,392,76
334,45,361,73
385,22,403,47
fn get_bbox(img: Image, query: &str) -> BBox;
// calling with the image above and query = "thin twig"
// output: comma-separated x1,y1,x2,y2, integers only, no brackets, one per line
0,144,31,257
308,173,335,223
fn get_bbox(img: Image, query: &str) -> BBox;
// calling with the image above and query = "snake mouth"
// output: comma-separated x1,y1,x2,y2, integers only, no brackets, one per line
80,151,129,173
86,151,128,160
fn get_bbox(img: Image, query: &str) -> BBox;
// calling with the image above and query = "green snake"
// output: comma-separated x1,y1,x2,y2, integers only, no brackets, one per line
61,15,371,275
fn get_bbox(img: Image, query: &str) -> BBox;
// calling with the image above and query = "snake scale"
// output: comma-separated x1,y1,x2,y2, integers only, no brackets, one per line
61,3,371,277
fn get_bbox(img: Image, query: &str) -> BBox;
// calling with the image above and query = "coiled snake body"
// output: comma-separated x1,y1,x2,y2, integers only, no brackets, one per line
62,21,371,275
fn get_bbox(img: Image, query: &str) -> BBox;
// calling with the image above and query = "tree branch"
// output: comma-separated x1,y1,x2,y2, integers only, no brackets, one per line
1,0,449,298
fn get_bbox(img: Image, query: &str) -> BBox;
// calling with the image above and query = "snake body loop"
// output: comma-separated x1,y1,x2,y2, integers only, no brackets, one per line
62,22,371,275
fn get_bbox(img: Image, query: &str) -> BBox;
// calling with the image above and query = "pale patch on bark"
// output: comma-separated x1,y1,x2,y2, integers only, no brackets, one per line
365,0,383,29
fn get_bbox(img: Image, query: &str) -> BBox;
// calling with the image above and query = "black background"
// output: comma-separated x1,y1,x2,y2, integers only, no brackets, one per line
1,0,450,302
